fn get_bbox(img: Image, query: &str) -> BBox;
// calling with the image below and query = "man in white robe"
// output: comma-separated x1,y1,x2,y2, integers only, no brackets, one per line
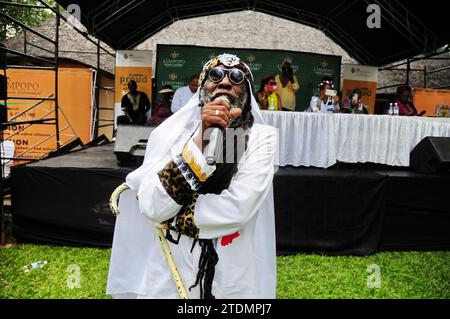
107,54,278,299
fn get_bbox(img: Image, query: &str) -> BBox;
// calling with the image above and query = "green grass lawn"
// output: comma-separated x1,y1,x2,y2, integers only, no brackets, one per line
0,244,448,299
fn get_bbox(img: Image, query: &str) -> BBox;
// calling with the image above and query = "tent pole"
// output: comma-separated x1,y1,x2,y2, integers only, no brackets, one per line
406,58,410,86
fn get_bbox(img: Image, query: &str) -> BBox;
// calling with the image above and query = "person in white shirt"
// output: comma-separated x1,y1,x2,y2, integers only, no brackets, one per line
107,54,278,299
307,77,340,113
171,74,199,113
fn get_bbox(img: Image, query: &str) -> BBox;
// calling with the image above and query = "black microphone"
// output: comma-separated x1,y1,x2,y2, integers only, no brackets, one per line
205,95,230,166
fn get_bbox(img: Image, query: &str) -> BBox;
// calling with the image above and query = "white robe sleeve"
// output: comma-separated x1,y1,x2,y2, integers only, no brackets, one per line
137,171,183,225
195,126,277,239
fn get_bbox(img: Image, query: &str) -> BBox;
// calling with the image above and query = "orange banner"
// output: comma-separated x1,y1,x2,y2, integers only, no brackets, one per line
413,88,450,117
4,67,92,160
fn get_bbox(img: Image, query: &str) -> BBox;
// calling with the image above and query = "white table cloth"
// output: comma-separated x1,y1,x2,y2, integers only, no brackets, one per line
261,111,450,168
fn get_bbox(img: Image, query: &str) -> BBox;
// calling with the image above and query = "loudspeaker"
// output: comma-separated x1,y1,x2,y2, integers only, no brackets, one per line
0,74,6,101
410,137,450,174
114,125,154,167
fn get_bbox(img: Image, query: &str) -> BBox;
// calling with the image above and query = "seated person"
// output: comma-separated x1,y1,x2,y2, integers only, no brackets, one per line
257,76,282,111
118,80,151,125
394,85,425,116
306,77,340,113
341,89,369,114
147,85,174,127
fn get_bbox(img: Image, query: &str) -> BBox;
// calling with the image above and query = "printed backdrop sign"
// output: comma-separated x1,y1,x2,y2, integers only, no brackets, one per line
155,45,342,111
115,50,153,126
342,64,378,114
413,88,450,117
4,68,92,161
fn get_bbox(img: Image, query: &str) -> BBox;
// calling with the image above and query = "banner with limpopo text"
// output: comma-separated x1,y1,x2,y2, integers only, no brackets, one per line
413,88,450,117
155,44,342,111
3,67,93,162
342,64,378,114
115,50,153,127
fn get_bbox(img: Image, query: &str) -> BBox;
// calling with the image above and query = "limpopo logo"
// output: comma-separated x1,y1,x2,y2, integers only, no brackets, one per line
320,61,329,68
245,54,262,72
247,55,256,63
162,73,184,88
163,51,186,68
169,73,177,81
314,60,334,76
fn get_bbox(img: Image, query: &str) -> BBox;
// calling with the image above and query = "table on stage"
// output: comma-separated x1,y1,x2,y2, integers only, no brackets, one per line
261,111,450,168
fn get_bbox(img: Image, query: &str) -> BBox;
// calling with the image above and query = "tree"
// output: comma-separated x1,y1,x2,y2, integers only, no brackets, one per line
1,0,56,43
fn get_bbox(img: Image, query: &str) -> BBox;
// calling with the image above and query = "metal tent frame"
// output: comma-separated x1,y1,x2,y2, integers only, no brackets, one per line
377,47,450,92
53,0,448,67
0,0,115,244
0,0,116,161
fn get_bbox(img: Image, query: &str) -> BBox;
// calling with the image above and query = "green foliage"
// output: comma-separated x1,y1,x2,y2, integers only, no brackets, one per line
1,0,56,43
277,252,450,299
0,244,449,299
0,244,111,299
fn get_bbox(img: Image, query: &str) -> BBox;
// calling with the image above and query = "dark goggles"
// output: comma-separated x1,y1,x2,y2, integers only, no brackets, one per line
208,67,246,85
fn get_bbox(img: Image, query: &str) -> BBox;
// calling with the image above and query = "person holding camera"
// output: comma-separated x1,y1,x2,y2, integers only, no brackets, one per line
307,77,340,113
275,60,299,111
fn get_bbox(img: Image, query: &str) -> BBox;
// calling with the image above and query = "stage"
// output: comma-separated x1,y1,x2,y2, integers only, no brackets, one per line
11,143,450,255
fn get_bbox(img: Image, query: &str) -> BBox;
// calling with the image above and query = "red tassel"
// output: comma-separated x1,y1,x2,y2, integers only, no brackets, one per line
220,232,240,246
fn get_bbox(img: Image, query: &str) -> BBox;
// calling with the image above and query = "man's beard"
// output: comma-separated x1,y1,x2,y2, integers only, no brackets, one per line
199,86,253,130
197,85,254,195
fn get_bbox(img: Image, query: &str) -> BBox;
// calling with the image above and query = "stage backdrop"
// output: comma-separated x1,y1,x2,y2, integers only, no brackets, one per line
413,88,450,117
155,44,342,111
4,67,93,161
114,50,153,127
342,64,378,114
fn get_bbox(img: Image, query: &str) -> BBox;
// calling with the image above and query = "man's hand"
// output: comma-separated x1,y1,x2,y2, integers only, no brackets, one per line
201,99,242,131
194,99,242,151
